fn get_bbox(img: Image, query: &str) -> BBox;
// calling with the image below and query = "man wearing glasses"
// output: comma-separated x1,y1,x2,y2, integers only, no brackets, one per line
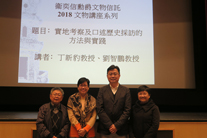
97,65,131,138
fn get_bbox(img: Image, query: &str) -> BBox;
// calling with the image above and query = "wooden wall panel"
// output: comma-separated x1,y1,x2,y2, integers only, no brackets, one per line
0,122,36,138
0,121,207,138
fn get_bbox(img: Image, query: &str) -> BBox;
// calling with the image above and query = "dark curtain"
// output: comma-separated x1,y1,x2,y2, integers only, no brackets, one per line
206,0,207,45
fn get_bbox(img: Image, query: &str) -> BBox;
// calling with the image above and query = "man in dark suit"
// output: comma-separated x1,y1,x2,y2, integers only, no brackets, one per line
97,65,131,138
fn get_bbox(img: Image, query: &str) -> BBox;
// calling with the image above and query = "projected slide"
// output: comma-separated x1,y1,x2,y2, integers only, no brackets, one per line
18,0,154,85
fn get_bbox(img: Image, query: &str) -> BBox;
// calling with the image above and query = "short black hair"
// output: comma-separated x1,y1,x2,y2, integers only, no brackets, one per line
77,77,90,87
107,65,120,74
138,85,151,95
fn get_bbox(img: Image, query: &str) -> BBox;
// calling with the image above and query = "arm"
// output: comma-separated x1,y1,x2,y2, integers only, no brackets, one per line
36,105,52,138
114,88,131,130
67,98,82,131
79,109,97,137
96,88,113,129
57,107,70,138
129,107,135,138
144,106,160,138
83,109,97,132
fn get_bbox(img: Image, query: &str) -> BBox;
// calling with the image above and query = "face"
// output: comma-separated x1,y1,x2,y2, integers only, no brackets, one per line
50,90,63,105
107,69,120,84
78,81,89,96
138,91,150,104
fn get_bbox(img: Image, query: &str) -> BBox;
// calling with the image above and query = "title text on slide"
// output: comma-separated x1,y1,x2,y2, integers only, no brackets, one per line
31,27,143,45
55,3,121,19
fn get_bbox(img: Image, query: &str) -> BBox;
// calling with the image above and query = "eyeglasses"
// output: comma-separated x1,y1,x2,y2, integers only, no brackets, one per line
108,73,119,76
52,93,62,97
79,84,88,88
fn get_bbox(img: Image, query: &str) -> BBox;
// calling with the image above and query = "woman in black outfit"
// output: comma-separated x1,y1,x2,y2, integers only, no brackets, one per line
130,85,160,138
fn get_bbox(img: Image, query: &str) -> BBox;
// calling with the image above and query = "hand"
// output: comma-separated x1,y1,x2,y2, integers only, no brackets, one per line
78,128,87,137
109,124,117,134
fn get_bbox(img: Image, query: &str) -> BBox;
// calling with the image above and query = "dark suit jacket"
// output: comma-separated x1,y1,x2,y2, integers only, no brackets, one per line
96,84,131,135
36,103,70,138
